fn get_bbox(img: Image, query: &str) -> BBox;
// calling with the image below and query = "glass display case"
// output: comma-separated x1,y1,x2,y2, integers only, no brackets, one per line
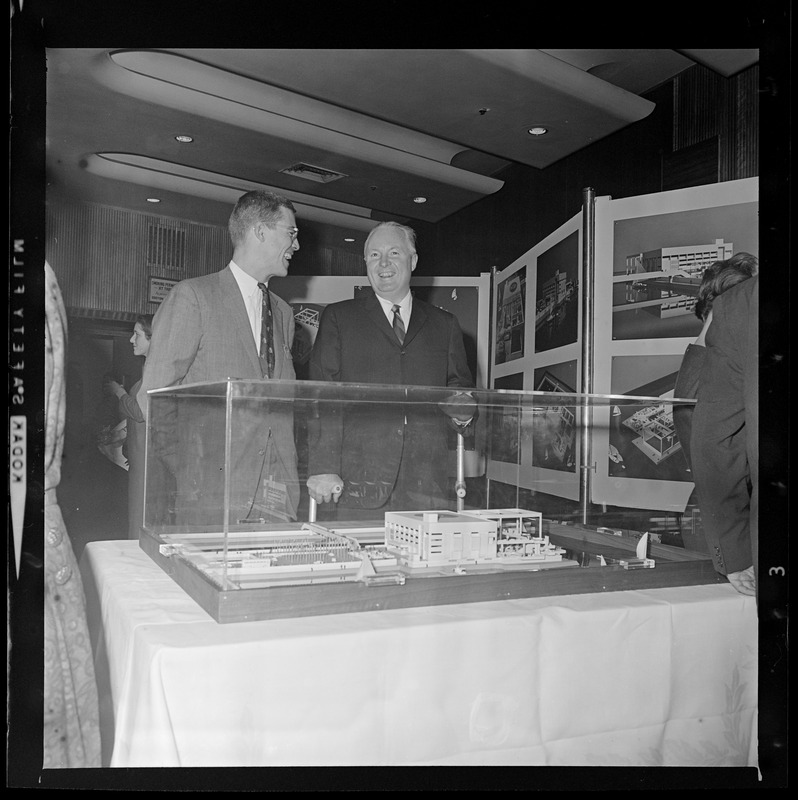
141,379,722,623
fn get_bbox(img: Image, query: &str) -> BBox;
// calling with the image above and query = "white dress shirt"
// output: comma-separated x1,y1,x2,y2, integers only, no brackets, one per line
229,260,263,349
375,291,412,332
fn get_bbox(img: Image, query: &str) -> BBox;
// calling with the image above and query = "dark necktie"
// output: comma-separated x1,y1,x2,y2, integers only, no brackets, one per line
258,282,275,378
392,304,405,345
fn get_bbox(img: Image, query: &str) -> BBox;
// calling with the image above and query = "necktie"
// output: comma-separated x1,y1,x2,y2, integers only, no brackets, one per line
392,304,405,345
258,283,275,378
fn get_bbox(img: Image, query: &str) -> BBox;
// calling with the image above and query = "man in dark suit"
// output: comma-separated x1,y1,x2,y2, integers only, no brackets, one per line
306,221,475,518
139,190,301,526
691,275,758,596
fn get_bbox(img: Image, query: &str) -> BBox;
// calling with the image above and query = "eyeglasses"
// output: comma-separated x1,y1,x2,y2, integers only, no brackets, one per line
276,225,299,242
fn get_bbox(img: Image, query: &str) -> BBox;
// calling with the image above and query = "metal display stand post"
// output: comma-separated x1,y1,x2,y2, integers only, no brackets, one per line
579,187,596,525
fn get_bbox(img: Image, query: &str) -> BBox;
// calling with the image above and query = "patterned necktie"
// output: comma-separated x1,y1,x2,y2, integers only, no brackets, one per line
258,283,275,378
392,304,405,345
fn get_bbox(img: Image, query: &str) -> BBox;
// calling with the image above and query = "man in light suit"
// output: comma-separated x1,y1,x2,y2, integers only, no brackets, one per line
691,274,758,596
139,190,301,526
306,221,475,518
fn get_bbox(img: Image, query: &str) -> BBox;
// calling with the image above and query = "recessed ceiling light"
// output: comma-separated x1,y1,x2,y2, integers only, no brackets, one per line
174,135,194,143
146,197,161,203
527,126,548,136
344,237,355,242
413,196,427,204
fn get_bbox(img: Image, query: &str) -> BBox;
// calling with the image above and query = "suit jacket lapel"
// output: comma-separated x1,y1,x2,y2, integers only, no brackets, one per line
362,290,400,345
361,289,429,347
403,298,427,346
269,291,291,374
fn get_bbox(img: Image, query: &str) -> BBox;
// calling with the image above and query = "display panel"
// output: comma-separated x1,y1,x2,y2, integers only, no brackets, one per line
491,212,583,502
490,177,757,513
592,177,758,509
142,379,721,623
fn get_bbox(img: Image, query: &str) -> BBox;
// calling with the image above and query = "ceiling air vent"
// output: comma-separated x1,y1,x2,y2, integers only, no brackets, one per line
279,163,348,183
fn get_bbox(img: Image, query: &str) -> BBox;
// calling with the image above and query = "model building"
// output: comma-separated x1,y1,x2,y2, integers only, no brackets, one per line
384,508,564,569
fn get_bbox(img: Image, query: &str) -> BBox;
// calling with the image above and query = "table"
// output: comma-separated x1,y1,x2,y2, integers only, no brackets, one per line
80,540,758,769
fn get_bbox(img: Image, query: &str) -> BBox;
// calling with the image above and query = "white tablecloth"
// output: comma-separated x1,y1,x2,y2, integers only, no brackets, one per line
80,540,758,768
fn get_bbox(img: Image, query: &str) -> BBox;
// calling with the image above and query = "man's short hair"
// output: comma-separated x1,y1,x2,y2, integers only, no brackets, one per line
364,221,417,256
229,190,296,246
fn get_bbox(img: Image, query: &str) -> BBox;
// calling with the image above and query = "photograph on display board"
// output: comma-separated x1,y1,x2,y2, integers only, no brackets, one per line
530,362,578,473
608,354,692,484
611,201,758,340
534,231,579,354
490,372,523,464
494,267,526,364
290,302,325,379
411,284,480,382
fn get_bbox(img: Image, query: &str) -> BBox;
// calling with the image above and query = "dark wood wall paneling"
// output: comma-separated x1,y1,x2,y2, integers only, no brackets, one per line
726,65,759,180
667,63,759,188
315,247,365,276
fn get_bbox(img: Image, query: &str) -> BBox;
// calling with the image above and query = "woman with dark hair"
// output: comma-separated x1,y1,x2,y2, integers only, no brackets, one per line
106,314,154,538
673,253,757,549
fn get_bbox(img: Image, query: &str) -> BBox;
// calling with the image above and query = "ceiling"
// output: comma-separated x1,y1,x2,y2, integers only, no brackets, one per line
44,48,759,256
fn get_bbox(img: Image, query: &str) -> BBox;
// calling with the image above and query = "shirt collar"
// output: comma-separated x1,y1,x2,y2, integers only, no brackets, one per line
375,291,412,317
229,259,262,296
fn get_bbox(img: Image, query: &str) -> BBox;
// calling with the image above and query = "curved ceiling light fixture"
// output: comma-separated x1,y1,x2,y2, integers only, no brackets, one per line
228,49,657,169
464,49,656,122
92,50,504,198
85,152,379,231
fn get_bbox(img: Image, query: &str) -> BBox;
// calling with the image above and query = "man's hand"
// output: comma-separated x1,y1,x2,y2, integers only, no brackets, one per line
105,379,126,398
438,391,477,424
307,474,344,504
726,565,756,596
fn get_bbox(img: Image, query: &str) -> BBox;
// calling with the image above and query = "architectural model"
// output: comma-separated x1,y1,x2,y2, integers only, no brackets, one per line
140,512,719,626
384,508,564,570
173,508,567,590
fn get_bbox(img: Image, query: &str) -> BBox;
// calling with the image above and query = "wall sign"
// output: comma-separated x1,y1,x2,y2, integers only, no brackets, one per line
148,276,178,304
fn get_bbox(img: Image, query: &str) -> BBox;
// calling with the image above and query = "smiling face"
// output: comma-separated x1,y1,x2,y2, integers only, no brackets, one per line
364,225,418,303
130,322,151,358
254,207,300,283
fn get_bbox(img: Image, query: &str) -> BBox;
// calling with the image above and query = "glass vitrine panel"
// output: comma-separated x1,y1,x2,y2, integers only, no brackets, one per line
142,380,706,619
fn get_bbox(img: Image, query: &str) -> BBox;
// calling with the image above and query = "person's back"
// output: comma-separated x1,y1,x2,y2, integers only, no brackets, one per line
691,274,758,596
672,254,756,553
673,252,757,471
